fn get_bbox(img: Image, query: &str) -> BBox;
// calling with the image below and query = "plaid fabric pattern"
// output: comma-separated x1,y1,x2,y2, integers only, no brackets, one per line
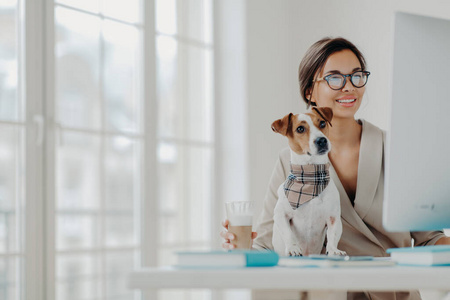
284,163,331,210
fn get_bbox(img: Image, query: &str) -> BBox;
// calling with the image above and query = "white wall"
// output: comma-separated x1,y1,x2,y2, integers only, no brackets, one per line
246,0,300,219
245,0,450,219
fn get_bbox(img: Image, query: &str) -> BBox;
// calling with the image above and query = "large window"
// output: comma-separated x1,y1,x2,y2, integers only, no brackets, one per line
0,0,214,299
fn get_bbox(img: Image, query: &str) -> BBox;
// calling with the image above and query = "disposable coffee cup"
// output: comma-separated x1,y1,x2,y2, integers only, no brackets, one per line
225,201,254,250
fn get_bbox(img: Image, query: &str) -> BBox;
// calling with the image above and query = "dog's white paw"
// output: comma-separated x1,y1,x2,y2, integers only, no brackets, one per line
326,248,347,256
285,244,303,256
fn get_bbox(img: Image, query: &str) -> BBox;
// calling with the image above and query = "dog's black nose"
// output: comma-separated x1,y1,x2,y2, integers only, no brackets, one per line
315,137,329,155
315,137,328,148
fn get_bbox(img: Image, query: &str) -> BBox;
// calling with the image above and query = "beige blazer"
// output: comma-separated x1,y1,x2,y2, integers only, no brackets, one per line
253,119,445,300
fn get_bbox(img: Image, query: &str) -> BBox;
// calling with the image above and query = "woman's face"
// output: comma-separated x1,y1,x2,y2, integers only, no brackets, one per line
308,49,366,120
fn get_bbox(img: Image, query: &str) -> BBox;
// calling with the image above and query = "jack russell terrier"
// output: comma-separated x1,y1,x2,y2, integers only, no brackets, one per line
271,107,346,257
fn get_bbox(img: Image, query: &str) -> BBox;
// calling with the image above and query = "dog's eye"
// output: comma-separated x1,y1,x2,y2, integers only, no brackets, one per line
296,126,305,133
319,121,326,129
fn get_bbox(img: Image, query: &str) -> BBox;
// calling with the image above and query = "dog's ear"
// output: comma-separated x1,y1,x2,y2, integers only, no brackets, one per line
271,113,293,136
312,107,333,127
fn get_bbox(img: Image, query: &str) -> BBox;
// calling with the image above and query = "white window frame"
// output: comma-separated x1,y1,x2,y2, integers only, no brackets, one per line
141,1,159,299
23,0,46,299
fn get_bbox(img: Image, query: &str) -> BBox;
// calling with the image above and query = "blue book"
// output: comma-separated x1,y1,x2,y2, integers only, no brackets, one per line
175,250,279,268
387,245,450,266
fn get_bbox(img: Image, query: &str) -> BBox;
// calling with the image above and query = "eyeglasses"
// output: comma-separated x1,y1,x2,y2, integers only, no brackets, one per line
313,71,371,90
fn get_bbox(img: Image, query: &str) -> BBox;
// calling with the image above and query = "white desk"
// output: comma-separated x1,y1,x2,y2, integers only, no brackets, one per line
128,266,450,299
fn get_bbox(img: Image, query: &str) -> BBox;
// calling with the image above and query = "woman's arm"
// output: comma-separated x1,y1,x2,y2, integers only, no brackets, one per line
411,230,448,246
435,236,450,245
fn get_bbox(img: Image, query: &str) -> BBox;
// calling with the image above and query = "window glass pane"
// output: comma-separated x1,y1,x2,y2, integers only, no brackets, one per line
186,45,213,142
0,1,19,122
0,257,22,300
57,131,101,251
103,21,141,134
105,214,135,247
103,0,141,23
104,135,139,248
57,214,99,250
55,0,100,14
57,131,101,210
0,125,24,254
156,0,177,35
156,38,213,142
57,254,100,281
0,212,16,253
56,256,102,300
180,0,213,44
158,144,213,246
187,146,212,242
105,136,139,211
105,251,138,299
55,7,101,130
156,36,180,139
159,216,178,247
158,142,184,247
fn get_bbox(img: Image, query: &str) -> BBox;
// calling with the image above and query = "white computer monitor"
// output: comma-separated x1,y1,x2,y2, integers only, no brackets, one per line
383,12,450,232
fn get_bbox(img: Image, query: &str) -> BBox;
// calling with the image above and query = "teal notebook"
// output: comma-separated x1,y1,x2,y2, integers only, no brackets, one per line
387,245,450,266
175,250,279,268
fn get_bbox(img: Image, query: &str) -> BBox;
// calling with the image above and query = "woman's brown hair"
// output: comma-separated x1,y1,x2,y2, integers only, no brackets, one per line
298,37,367,107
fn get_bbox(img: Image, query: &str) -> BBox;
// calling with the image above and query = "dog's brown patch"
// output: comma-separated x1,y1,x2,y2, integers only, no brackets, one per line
287,119,311,155
305,107,334,137
312,107,333,127
329,216,336,225
271,113,293,136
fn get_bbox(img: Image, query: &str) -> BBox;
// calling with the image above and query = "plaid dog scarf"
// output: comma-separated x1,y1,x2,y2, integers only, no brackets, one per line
284,163,331,210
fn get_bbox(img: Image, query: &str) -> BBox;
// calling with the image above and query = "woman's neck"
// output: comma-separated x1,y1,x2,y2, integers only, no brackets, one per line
328,117,362,149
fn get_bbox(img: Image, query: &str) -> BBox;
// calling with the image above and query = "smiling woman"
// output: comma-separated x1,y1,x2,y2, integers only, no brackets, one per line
222,36,448,300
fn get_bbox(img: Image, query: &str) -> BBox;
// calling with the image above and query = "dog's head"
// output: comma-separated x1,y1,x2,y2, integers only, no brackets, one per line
271,107,333,156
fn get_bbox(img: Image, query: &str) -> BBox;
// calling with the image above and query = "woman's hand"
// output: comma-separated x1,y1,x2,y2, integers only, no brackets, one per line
220,219,258,250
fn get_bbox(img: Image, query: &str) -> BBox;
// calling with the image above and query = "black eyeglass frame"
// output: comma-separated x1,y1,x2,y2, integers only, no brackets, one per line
313,71,371,90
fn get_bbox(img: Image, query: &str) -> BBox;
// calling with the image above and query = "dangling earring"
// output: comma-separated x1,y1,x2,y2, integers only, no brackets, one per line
307,84,316,108
307,97,317,108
